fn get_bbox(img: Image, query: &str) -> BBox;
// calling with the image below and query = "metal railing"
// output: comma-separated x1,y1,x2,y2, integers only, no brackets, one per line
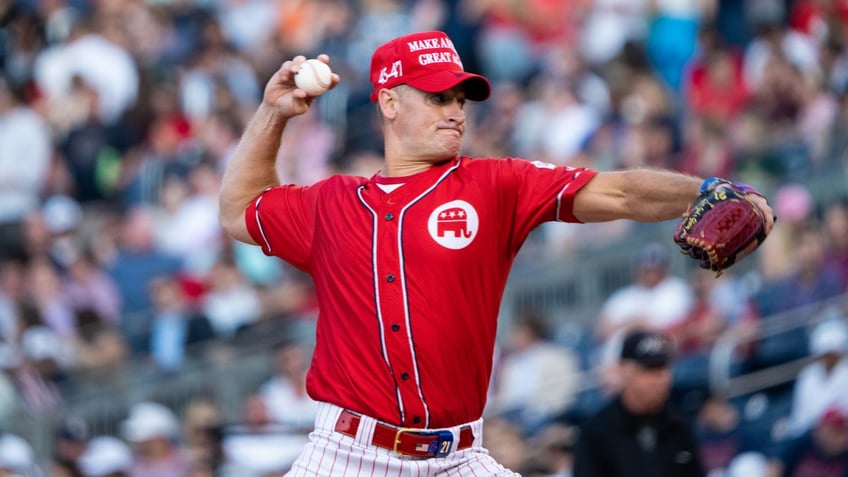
709,294,848,398
499,224,687,333
8,317,310,458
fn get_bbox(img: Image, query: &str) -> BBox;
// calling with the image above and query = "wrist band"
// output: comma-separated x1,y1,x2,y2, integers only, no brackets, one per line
701,177,760,196
700,177,731,194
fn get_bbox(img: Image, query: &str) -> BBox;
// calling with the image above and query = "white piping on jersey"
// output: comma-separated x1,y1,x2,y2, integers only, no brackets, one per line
396,158,462,428
254,194,274,252
356,185,406,423
555,170,581,221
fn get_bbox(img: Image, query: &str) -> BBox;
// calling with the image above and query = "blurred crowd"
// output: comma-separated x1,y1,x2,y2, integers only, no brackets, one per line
1,0,848,475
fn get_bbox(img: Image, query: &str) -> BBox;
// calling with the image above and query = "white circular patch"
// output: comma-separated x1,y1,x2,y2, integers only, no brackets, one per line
427,200,478,249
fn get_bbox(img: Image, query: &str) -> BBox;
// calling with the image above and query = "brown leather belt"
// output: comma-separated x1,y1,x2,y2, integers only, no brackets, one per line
334,409,474,459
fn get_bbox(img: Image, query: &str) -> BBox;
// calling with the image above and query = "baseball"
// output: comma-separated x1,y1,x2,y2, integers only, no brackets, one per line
295,59,333,96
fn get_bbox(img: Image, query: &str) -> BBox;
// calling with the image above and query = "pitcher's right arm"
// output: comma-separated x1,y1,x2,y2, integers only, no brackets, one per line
218,54,339,244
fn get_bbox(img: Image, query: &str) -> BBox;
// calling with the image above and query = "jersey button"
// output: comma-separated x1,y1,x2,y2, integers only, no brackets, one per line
391,324,400,332
386,274,395,282
385,213,394,221
400,372,409,380
412,416,421,424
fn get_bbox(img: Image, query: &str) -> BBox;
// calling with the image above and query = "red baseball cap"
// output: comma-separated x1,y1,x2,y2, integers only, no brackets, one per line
369,31,491,102
821,407,848,429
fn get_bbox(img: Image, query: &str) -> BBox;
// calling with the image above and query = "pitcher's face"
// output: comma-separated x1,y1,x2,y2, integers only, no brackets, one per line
394,85,468,162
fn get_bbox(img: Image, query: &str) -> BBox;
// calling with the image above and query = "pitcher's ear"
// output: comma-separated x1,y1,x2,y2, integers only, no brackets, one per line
378,88,400,120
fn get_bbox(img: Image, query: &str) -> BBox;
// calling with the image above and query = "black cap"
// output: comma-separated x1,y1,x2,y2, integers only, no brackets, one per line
56,416,89,442
620,330,674,369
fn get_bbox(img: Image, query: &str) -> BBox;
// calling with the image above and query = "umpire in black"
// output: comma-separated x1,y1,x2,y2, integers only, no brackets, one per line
573,329,705,477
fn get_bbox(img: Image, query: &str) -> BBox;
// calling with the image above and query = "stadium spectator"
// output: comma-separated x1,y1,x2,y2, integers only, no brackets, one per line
120,401,191,477
0,74,52,263
671,270,760,395
118,110,196,208
342,0,416,84
257,340,318,432
24,256,78,339
0,3,47,88
543,43,612,116
77,435,133,477
675,270,760,358
613,70,677,143
757,226,844,317
520,422,578,477
644,0,707,92
0,432,39,477
0,260,24,353
511,74,601,166
63,249,122,328
200,257,261,338
215,0,278,54
786,315,848,438
595,242,694,389
769,406,848,477
742,21,819,96
744,32,818,178
18,209,57,265
219,394,308,475
695,393,759,475
16,300,73,385
33,14,139,126
487,311,580,436
573,329,705,477
481,417,531,474
54,77,134,204
726,451,769,477
750,225,844,372
787,0,848,45
144,276,214,372
618,114,680,171
195,111,243,174
104,206,183,352
275,107,336,187
683,25,751,125
40,194,85,269
579,0,649,66
677,116,737,180
71,307,128,375
177,24,260,123
462,81,524,160
597,243,693,341
179,399,222,470
758,183,815,283
796,65,840,167
821,198,848,286
151,162,223,277
49,416,90,477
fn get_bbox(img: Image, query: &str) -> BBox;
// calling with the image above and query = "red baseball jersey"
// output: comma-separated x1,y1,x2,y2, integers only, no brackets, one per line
246,156,597,429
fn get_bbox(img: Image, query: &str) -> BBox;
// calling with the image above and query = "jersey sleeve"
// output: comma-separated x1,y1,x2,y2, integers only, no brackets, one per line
491,158,597,250
244,183,319,272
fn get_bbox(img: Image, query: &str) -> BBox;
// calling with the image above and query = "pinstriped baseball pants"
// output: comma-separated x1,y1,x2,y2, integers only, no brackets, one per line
285,402,520,476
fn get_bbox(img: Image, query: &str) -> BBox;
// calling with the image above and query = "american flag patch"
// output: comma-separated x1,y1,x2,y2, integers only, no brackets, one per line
416,442,431,452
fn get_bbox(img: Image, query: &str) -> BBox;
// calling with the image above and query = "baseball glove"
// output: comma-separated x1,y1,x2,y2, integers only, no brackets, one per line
674,178,769,276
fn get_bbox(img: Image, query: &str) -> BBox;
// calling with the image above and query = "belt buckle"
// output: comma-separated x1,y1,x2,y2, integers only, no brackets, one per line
393,428,455,458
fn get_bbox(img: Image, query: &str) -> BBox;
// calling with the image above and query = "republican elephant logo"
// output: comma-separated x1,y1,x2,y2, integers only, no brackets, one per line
437,207,472,238
428,200,478,249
